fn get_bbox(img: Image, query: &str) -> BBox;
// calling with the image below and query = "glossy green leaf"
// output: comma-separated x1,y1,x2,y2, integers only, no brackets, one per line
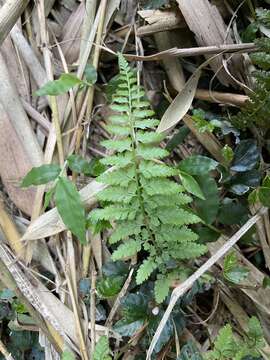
194,175,219,224
231,140,259,172
166,126,190,152
218,198,248,225
114,319,144,337
222,145,234,166
96,276,124,299
179,155,218,175
55,177,86,244
179,171,205,200
85,64,97,84
229,170,261,195
36,73,83,96
177,341,203,360
21,164,61,187
223,252,249,284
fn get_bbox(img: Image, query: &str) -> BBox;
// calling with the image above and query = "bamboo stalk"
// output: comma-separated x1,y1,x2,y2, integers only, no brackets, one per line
0,0,30,45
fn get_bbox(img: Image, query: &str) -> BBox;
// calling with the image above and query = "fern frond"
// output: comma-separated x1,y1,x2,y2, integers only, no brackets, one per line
97,166,135,187
109,220,142,244
111,239,141,261
101,139,132,152
89,53,206,303
136,258,157,284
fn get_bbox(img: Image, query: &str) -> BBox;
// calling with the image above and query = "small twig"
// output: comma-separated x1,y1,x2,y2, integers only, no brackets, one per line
90,260,97,356
105,268,134,327
146,207,268,359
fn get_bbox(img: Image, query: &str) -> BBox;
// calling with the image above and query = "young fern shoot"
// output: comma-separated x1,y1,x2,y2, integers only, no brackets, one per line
89,54,207,303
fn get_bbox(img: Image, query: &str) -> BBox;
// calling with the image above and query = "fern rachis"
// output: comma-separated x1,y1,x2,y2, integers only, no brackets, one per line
89,54,207,303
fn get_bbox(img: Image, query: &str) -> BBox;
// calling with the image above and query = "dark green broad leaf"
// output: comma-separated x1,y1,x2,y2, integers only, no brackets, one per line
84,64,97,84
194,175,219,225
166,126,190,152
196,226,219,244
179,155,218,175
36,73,83,96
218,198,248,225
179,171,205,200
121,293,148,323
177,341,203,360
96,275,124,299
229,169,261,195
258,187,270,207
10,331,38,351
93,336,111,360
223,252,249,284
231,140,260,172
55,176,86,244
114,319,144,337
148,311,174,354
102,260,129,278
0,289,15,301
21,164,61,187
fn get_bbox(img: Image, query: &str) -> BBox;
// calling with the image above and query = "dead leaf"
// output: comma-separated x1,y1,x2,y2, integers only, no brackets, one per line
157,70,201,133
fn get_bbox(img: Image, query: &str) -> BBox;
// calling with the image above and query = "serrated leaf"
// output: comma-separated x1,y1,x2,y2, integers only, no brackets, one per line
36,73,83,96
21,164,61,187
90,204,138,222
157,208,201,226
97,184,137,203
141,178,183,196
137,131,163,144
136,258,157,284
111,240,141,261
101,138,132,152
211,325,237,358
55,177,86,244
223,252,249,284
93,336,112,360
97,166,135,186
154,277,170,303
139,161,177,178
157,70,201,133
179,155,218,175
137,145,169,160
109,221,141,244
179,171,205,200
105,124,130,136
100,153,133,168
84,64,97,84
134,119,160,129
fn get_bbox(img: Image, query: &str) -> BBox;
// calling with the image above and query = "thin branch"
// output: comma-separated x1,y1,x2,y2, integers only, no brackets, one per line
146,207,268,359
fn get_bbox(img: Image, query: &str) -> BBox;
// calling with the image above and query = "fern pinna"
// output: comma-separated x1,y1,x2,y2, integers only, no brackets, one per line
89,54,206,303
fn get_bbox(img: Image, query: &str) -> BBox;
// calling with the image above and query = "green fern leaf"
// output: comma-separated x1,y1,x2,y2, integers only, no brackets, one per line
154,276,171,303
171,243,207,260
105,124,130,136
90,204,139,222
157,208,201,226
156,225,199,244
133,109,155,118
97,166,135,187
137,131,163,144
100,153,133,168
212,324,237,358
139,161,177,178
111,239,141,261
134,119,160,129
141,178,183,196
109,221,142,244
101,139,131,152
136,258,157,284
108,114,129,125
137,145,169,160
97,183,137,203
